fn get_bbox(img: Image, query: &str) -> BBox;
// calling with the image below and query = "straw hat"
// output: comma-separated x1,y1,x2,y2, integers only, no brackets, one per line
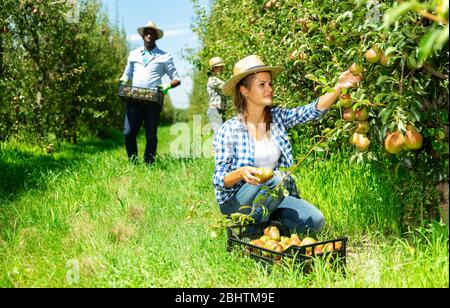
222,55,283,97
137,21,164,40
208,57,225,69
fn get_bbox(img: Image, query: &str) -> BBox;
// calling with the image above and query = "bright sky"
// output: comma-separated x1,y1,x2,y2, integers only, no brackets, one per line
101,0,210,109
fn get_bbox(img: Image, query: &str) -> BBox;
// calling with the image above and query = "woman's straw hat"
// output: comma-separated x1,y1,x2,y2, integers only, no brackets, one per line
137,21,164,40
208,57,225,69
222,55,283,96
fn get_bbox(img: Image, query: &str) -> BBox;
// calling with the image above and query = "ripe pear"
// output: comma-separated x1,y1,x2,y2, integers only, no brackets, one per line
349,63,364,76
263,226,281,241
300,236,316,254
379,52,392,66
254,168,274,183
262,240,277,257
385,130,405,154
289,234,302,246
405,124,423,150
349,132,358,145
323,242,334,253
339,94,353,108
265,241,284,252
289,50,297,61
250,239,264,247
298,52,309,61
365,47,380,63
271,242,284,253
314,244,324,255
357,121,370,134
343,108,356,122
259,235,270,243
354,133,371,152
265,241,284,260
264,239,278,248
280,241,291,251
248,239,265,253
280,236,290,244
355,107,369,121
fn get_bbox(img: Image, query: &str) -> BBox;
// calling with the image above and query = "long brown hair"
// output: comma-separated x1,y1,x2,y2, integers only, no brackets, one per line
234,72,272,132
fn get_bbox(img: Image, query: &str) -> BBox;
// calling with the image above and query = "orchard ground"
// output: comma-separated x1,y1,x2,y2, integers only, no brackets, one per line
0,123,447,287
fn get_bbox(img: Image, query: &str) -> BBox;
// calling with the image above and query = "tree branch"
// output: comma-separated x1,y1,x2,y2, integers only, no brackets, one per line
423,63,449,80
417,10,448,25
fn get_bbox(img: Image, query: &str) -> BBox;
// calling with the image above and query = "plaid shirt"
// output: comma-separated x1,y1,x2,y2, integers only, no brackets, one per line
207,76,227,110
212,99,327,205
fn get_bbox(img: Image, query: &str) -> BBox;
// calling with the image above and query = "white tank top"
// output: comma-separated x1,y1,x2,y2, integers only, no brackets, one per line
253,134,281,169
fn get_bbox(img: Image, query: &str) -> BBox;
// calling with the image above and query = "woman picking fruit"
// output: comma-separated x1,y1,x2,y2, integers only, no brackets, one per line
212,55,361,232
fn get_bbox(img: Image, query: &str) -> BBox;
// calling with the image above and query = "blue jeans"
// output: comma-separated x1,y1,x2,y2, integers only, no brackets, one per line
124,101,162,164
220,174,325,233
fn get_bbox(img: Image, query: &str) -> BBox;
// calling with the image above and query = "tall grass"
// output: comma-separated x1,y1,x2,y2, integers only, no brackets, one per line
0,125,448,287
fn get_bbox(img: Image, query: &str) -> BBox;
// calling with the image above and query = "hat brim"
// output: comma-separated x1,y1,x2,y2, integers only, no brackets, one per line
222,66,283,97
210,62,225,69
137,27,164,40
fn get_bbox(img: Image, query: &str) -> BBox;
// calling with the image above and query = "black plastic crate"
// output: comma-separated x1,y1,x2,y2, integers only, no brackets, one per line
118,84,163,104
227,221,347,272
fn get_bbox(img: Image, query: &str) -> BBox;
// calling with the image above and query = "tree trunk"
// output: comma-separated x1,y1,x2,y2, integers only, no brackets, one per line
437,182,449,224
0,35,3,76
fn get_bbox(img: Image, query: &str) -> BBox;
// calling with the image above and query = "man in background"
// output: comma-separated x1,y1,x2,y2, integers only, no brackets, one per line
120,21,181,164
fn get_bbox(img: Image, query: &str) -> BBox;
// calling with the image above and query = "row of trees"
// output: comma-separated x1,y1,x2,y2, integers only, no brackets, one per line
0,0,129,146
189,0,449,226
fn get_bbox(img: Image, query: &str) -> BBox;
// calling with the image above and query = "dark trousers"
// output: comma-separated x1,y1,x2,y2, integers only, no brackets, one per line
123,101,162,164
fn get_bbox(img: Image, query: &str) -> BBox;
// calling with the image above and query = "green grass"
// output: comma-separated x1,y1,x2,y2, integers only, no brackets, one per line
0,125,448,287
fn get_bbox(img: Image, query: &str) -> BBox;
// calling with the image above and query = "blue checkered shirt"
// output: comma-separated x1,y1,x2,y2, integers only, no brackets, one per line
212,99,327,205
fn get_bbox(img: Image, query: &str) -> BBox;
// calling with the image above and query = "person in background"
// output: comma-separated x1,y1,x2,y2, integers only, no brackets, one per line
213,55,361,232
207,57,228,135
120,21,181,164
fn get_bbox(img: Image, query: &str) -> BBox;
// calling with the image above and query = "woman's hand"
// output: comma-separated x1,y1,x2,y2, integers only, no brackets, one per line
317,70,362,110
335,70,362,91
238,166,262,186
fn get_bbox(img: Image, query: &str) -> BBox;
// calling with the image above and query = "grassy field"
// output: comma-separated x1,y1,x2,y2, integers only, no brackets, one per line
0,125,448,288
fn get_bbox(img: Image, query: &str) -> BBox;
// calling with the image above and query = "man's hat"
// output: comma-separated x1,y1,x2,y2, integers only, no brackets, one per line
208,57,225,69
137,21,164,40
222,55,283,97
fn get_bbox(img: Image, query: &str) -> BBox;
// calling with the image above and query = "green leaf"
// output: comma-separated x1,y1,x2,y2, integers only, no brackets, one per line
336,11,353,23
304,73,320,83
314,146,325,152
357,155,364,165
418,28,444,65
383,1,420,29
436,25,449,46
271,190,281,199
379,108,393,125
252,194,265,206
238,206,252,211
385,46,397,56
410,108,421,122
376,75,390,86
